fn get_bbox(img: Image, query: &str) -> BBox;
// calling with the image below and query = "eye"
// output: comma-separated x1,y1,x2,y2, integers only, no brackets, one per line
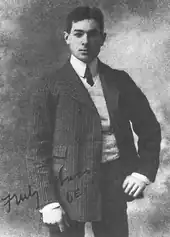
88,31,100,37
74,32,83,38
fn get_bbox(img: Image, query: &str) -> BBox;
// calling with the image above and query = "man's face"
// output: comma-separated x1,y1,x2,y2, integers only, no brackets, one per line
64,19,106,63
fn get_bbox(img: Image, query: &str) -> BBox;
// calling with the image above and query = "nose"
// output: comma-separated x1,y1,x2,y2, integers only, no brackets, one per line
82,33,88,45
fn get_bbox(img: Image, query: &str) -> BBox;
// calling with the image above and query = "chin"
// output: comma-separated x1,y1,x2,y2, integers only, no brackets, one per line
78,55,94,63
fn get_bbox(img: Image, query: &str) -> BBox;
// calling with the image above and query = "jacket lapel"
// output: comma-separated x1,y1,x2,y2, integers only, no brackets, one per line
57,60,98,111
55,60,120,126
98,61,120,133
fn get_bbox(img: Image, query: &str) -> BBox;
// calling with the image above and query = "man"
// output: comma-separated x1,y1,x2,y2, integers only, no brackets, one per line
34,6,161,237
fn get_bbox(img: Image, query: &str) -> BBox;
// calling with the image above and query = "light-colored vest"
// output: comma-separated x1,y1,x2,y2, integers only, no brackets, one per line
83,77,120,163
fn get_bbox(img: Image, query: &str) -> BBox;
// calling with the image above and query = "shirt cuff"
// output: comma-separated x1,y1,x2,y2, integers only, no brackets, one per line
131,173,151,185
39,202,60,213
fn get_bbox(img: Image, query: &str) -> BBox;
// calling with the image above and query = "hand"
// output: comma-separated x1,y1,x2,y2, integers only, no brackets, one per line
122,175,147,198
39,203,69,232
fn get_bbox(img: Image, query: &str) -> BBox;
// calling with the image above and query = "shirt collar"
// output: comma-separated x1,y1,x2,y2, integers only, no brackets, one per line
70,54,98,78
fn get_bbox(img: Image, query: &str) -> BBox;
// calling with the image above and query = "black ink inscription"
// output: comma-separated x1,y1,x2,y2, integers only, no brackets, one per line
1,185,39,213
60,168,91,186
66,187,82,203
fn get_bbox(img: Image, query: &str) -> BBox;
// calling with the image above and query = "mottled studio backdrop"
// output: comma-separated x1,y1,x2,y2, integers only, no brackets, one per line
0,0,170,236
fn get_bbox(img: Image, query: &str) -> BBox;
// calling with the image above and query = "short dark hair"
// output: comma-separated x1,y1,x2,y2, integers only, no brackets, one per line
65,6,104,33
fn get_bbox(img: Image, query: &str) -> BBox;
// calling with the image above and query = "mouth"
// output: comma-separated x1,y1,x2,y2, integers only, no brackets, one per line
79,49,89,52
79,49,89,55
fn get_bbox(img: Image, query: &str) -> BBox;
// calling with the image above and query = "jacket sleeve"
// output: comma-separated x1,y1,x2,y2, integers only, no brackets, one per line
121,71,161,182
32,78,59,208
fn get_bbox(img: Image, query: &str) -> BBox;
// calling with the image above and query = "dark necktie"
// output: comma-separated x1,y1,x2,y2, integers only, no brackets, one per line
84,65,94,86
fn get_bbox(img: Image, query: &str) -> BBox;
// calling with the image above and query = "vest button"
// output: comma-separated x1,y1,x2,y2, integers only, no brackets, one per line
75,137,81,143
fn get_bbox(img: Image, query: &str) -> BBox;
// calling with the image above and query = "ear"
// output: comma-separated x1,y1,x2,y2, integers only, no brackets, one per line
103,32,107,42
64,31,70,45
101,32,107,45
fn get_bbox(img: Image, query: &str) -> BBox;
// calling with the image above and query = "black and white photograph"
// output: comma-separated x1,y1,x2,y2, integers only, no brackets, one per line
0,1,169,237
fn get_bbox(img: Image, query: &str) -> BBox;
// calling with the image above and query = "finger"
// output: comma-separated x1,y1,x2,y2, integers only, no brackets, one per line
128,184,139,196
122,181,128,189
58,222,65,232
133,186,143,198
122,177,130,189
124,182,135,194
133,182,146,197
61,208,66,214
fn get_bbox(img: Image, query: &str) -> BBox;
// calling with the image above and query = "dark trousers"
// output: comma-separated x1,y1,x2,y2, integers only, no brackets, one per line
48,160,129,237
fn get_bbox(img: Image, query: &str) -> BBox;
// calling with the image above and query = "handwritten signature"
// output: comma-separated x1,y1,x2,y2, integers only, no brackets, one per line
66,187,82,204
60,168,91,186
1,185,39,213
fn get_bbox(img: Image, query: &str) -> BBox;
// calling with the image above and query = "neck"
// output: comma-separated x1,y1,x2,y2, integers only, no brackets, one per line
70,55,99,78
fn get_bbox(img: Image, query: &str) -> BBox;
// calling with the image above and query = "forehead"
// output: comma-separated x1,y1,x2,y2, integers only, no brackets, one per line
70,19,100,32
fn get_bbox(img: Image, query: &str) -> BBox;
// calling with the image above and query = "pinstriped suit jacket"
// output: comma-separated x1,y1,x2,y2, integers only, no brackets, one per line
34,59,161,221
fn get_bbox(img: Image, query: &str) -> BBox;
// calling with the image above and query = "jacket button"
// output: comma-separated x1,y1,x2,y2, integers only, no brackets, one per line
76,137,83,144
78,107,82,114
75,137,80,143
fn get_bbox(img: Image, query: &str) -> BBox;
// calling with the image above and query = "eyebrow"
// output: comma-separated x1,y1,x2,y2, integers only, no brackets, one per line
73,29,100,33
73,29,84,32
